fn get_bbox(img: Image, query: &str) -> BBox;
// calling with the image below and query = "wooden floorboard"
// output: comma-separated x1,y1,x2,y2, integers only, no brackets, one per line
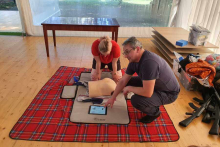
0,36,219,147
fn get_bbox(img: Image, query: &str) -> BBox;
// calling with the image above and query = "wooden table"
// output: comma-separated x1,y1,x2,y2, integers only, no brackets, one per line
41,17,120,57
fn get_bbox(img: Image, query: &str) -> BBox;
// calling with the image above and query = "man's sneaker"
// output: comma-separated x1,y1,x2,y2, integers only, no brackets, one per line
139,113,160,123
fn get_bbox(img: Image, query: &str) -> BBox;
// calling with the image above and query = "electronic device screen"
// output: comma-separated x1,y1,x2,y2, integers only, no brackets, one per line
88,105,107,115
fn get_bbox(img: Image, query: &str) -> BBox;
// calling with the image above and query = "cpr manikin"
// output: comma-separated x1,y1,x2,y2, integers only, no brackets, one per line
88,78,116,97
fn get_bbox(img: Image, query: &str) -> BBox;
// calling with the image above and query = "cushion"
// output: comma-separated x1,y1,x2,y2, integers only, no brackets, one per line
61,85,77,99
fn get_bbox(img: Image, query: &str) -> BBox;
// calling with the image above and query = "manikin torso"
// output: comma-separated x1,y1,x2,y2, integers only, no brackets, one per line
88,78,116,97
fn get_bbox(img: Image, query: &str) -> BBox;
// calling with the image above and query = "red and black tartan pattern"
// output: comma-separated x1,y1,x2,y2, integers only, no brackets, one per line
9,66,179,142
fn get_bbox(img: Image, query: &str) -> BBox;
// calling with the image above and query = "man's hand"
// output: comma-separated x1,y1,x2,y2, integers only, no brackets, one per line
105,98,116,108
123,86,131,98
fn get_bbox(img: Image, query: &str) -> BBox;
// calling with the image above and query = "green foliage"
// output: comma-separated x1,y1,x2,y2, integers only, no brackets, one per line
0,1,16,10
0,32,24,36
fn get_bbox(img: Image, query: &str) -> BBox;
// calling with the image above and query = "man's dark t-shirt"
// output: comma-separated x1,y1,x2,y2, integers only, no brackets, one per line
126,50,180,93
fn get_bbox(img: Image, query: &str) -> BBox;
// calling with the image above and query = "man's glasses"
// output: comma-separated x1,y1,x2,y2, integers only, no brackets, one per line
122,48,134,55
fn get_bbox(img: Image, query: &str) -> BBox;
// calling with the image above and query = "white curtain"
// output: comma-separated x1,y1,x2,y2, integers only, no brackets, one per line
17,0,60,35
168,0,181,27
169,0,220,50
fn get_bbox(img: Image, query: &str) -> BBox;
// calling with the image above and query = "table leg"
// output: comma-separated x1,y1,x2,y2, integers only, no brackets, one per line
52,30,56,47
43,26,49,57
112,31,115,41
115,29,118,42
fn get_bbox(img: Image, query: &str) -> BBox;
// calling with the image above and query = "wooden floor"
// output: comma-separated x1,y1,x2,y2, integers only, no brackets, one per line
0,36,219,147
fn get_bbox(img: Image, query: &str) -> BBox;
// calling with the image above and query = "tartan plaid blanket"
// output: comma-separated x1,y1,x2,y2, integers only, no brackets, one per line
9,66,179,142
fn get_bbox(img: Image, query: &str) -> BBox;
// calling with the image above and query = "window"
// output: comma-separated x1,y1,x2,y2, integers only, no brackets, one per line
58,0,173,27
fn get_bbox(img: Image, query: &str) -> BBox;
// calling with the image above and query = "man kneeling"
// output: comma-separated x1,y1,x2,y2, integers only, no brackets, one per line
105,37,180,123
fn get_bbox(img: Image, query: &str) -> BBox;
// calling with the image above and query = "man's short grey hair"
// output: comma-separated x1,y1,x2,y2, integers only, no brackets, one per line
122,36,142,49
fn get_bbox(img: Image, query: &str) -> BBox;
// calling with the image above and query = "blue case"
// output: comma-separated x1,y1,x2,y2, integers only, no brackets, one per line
176,40,188,47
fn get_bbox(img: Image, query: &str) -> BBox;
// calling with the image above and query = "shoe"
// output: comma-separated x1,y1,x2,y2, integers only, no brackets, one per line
139,113,160,123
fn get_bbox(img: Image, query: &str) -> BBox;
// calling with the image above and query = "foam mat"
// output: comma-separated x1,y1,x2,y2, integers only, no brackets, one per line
70,72,130,124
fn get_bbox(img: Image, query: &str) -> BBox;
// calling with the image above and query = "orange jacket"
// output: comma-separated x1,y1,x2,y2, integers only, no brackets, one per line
185,59,216,86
